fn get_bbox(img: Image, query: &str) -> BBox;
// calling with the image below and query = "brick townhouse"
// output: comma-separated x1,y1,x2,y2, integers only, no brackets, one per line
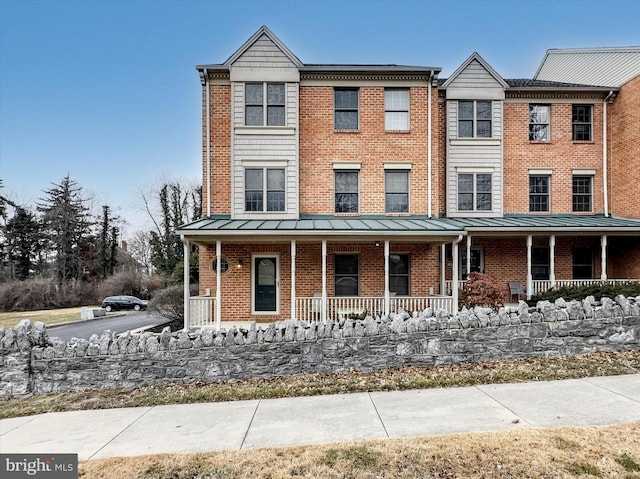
178,26,640,327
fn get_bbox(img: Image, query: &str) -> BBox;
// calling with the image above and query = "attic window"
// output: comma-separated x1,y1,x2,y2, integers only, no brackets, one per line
245,83,285,126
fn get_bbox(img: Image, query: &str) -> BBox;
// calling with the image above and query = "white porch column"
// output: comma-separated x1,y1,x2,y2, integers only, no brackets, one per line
321,240,327,323
466,235,472,280
549,235,556,289
440,244,446,295
526,235,533,299
601,235,608,281
291,240,296,320
452,235,462,316
215,240,221,330
384,240,390,316
182,239,190,330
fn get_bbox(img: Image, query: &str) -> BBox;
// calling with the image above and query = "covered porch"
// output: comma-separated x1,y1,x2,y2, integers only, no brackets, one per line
443,215,640,299
178,215,467,329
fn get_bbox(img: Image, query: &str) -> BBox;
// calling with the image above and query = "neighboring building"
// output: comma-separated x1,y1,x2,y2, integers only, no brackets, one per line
178,27,640,326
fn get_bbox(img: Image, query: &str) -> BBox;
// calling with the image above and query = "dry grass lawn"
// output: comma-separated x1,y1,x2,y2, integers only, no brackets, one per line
0,306,99,329
79,423,640,478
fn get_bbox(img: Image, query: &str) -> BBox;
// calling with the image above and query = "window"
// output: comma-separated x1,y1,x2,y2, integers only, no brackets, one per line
385,89,409,130
572,175,592,212
211,257,229,274
572,105,592,141
335,254,359,296
335,171,359,213
458,100,492,138
390,254,409,295
529,105,550,141
529,175,550,212
245,83,285,126
458,173,492,211
532,247,550,280
572,248,593,279
461,248,483,280
334,88,359,129
385,171,409,213
244,168,285,212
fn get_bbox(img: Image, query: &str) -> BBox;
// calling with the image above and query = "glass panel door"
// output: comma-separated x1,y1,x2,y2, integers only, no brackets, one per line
254,257,277,312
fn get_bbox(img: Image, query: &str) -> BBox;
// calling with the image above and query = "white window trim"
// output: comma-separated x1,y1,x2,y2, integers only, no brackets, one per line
572,169,596,175
384,162,413,170
529,104,551,142
385,170,410,214
244,167,286,213
334,88,359,130
529,168,553,175
457,171,493,212
245,82,286,127
333,162,361,170
456,166,494,173
529,173,551,213
242,160,288,168
457,100,493,138
384,88,410,131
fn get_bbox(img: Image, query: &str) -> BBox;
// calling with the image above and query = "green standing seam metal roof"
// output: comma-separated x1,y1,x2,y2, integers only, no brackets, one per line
443,214,640,233
177,214,465,236
177,214,640,238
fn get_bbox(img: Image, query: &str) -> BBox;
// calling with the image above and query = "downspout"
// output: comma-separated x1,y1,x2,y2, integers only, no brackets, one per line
205,68,211,217
602,90,614,217
427,72,433,218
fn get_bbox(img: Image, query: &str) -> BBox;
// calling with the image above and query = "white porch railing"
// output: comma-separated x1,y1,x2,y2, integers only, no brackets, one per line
532,279,640,296
295,295,454,322
188,296,216,328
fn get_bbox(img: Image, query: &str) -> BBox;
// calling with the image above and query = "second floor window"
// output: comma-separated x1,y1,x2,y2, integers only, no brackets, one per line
335,171,359,213
572,175,592,212
529,105,550,141
572,105,592,141
385,89,409,130
458,100,492,138
245,168,285,212
245,83,285,126
385,171,409,213
335,88,359,130
529,175,550,212
458,173,492,211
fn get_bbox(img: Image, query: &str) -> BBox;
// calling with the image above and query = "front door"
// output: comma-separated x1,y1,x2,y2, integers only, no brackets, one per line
253,255,279,314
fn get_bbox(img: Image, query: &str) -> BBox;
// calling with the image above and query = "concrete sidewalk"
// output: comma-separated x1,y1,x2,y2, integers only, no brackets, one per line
1,374,639,460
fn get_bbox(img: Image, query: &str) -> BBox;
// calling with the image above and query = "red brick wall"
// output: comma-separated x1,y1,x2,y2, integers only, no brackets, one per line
503,102,605,214
299,85,441,215
202,84,231,215
609,75,640,219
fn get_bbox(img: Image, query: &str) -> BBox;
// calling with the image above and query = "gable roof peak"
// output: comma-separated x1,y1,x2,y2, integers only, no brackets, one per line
224,25,303,68
442,52,509,89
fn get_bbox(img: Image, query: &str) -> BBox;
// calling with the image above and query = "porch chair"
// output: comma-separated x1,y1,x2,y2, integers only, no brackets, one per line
508,281,524,302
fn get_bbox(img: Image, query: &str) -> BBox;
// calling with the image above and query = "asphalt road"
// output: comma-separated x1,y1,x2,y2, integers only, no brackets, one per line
47,312,170,342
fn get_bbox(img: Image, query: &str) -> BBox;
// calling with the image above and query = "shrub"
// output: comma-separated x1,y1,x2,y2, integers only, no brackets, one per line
148,283,199,325
459,272,509,309
530,281,640,304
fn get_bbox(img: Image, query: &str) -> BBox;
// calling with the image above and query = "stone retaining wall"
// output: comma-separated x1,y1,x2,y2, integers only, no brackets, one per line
1,296,639,398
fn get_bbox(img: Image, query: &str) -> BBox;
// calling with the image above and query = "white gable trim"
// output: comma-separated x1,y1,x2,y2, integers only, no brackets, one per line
442,52,509,89
224,25,303,68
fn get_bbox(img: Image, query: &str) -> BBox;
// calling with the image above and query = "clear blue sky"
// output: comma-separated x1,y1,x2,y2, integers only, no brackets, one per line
1,0,639,238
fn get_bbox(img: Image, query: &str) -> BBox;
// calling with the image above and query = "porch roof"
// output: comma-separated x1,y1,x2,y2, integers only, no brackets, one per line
177,214,465,241
444,214,640,234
